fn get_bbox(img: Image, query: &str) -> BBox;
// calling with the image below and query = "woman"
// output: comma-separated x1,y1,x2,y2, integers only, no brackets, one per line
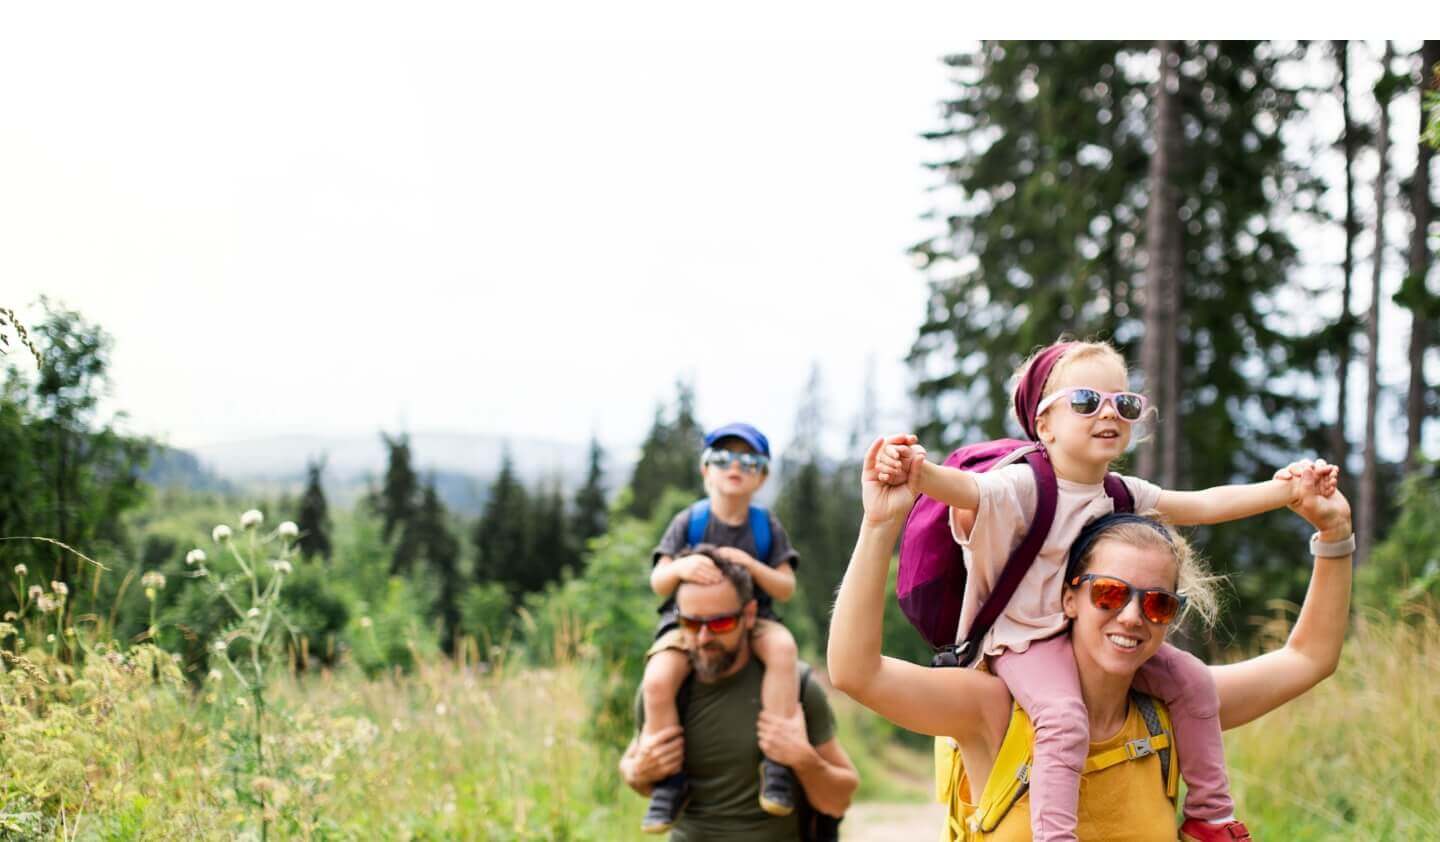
828,437,1353,840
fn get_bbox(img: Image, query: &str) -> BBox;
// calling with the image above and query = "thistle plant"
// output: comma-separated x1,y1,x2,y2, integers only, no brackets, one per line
184,508,302,842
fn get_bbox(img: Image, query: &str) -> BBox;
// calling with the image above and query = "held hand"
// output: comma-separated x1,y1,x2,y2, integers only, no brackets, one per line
1274,458,1340,504
875,436,924,486
1288,465,1352,536
756,707,814,770
632,725,686,784
676,553,723,585
862,436,920,526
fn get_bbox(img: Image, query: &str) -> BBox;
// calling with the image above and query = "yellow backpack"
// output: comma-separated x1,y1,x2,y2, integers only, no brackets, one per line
935,692,1179,841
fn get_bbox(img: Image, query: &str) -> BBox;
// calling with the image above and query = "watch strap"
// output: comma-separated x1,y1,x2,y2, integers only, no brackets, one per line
1309,531,1356,558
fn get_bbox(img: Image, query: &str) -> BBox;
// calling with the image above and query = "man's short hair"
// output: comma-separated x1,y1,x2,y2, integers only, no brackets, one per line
676,544,754,605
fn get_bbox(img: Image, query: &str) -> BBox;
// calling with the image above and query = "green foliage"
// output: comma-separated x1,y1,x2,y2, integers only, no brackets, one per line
347,576,439,676
0,301,151,626
460,581,514,649
626,381,704,519
1360,462,1440,612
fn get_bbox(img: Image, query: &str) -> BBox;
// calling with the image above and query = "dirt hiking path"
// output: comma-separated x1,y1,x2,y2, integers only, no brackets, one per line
844,800,946,841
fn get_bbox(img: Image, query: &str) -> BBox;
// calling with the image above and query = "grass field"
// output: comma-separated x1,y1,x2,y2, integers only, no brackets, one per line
1,609,1435,840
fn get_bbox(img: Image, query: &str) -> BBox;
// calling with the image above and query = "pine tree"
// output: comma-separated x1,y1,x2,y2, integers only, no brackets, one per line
1360,42,1398,565
473,448,533,596
627,380,704,518
415,476,463,652
530,480,576,588
1329,40,1360,470
295,457,332,561
1400,41,1440,474
378,432,422,575
1137,40,1184,489
572,435,609,550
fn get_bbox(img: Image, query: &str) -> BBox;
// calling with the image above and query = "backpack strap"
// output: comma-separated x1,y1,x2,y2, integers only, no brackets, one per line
1103,473,1135,513
748,505,773,563
949,448,1059,667
686,500,711,548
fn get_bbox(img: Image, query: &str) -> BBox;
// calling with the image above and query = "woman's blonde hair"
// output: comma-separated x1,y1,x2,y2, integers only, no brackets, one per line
1072,512,1224,631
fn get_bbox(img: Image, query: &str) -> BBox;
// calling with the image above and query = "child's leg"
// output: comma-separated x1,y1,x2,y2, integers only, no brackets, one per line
992,634,1088,842
641,641,692,739
1134,643,1235,822
751,619,799,719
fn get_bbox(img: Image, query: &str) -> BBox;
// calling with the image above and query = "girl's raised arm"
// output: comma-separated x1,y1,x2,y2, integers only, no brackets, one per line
1210,473,1353,729
827,438,1008,738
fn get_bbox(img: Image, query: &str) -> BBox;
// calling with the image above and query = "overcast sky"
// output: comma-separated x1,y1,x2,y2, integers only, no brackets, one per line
2,6,1430,466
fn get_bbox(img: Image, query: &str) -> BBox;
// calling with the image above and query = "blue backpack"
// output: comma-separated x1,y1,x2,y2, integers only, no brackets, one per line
685,500,773,563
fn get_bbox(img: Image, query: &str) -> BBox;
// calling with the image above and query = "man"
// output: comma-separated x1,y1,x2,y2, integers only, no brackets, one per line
619,550,859,840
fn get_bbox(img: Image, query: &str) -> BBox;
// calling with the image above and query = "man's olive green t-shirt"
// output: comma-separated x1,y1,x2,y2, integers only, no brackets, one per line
634,657,837,842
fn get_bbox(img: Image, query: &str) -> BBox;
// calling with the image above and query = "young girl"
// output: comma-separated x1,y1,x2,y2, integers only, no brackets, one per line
877,340,1337,842
639,422,804,834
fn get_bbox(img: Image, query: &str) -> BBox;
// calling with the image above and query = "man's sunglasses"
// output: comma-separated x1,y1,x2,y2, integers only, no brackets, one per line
1036,387,1149,422
1069,574,1187,625
702,448,770,473
677,611,744,635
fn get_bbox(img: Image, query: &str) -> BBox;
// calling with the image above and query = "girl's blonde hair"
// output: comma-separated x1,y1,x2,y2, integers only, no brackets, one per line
1011,337,1130,429
1072,513,1224,631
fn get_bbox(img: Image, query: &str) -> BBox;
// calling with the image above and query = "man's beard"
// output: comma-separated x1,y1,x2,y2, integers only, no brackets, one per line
689,639,741,680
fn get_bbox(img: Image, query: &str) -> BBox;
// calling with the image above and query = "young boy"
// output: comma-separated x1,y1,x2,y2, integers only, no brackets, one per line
640,422,803,834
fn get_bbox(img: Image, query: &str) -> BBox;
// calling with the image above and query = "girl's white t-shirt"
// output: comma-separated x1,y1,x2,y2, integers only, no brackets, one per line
951,461,1162,657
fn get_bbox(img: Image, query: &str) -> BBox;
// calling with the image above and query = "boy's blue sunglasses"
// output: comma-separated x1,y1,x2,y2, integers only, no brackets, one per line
702,448,769,473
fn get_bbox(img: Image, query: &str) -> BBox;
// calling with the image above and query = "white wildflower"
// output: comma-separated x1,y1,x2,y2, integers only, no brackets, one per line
212,524,232,543
46,633,56,643
186,548,206,566
2,611,15,621
207,668,223,682
213,639,228,653
50,580,68,596
141,571,167,590
277,521,299,540
359,616,373,629
13,563,27,577
36,594,58,614
435,703,447,716
240,509,263,530
270,559,293,575
247,607,260,618
27,584,42,601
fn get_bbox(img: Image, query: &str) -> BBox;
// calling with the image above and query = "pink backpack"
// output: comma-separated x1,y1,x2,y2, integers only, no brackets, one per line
896,440,1133,665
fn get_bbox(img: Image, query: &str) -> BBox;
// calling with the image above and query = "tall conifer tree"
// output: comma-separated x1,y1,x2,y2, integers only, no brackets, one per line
572,435,609,549
415,476,463,652
296,457,332,561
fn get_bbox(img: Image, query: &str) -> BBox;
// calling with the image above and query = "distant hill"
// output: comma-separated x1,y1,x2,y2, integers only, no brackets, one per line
155,432,633,516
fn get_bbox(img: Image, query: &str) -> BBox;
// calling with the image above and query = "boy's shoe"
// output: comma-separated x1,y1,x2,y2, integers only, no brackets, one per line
757,758,795,817
1179,817,1254,842
641,773,690,834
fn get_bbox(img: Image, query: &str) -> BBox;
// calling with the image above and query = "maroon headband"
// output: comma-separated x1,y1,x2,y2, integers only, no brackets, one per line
1014,342,1075,441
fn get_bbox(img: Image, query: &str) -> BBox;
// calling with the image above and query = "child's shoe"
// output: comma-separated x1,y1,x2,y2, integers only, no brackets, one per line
757,758,795,816
1179,817,1253,842
641,773,690,834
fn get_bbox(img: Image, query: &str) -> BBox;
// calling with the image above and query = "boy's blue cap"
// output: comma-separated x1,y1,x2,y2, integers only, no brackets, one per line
704,423,770,458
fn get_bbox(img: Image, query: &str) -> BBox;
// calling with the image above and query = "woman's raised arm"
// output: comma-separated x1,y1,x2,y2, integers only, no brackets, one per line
827,437,1009,738
1210,470,1353,730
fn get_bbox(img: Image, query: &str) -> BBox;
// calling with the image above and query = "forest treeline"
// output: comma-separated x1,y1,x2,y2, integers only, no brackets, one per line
3,40,1440,678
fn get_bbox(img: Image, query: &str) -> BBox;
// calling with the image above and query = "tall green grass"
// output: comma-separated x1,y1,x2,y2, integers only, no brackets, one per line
1224,607,1440,840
